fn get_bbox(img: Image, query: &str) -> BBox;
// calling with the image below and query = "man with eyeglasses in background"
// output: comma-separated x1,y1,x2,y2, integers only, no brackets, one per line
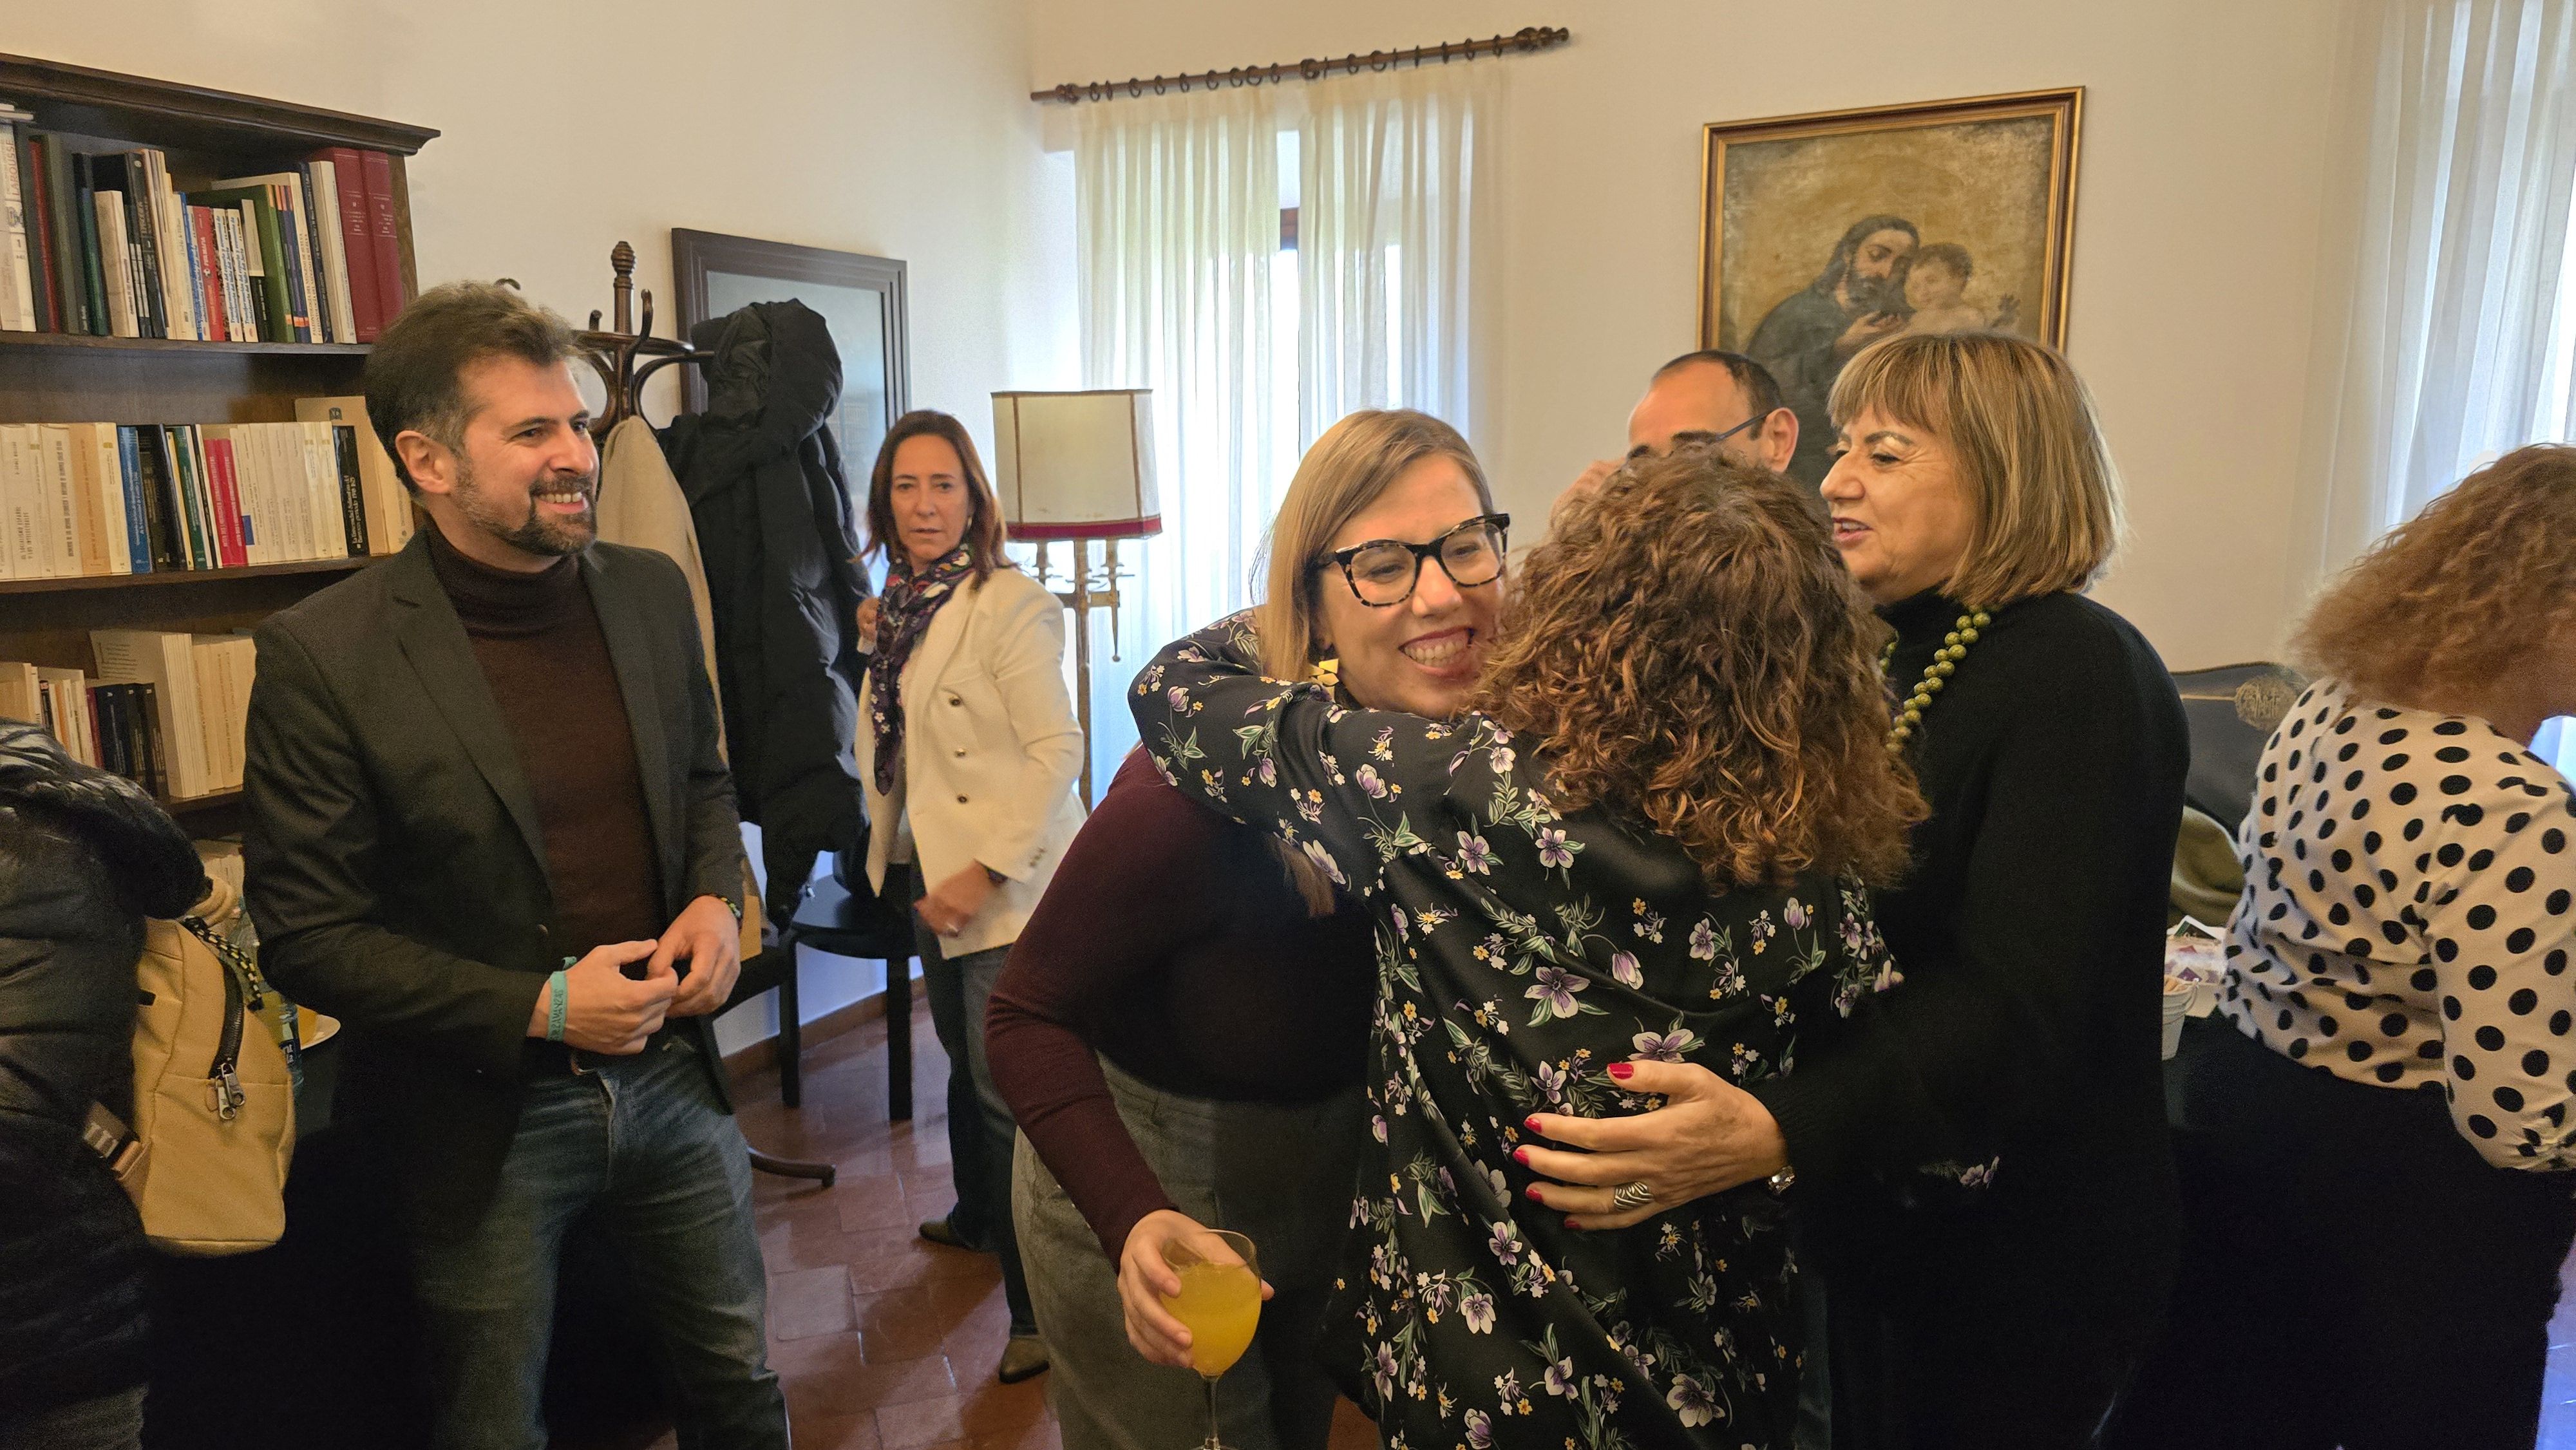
1569,349,1804,508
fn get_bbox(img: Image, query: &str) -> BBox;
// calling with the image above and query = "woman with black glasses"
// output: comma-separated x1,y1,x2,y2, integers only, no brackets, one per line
1129,411,1925,1449
990,411,1508,1449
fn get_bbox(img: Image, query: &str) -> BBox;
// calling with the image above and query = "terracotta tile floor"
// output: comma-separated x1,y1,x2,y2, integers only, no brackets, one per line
667,1006,1379,1450
693,1008,2576,1449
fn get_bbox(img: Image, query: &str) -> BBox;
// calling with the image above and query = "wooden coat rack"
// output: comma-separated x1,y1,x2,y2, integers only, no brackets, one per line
573,240,709,438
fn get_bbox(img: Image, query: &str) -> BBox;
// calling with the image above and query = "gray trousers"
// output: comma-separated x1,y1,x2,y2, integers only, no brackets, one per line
1012,1061,1365,1450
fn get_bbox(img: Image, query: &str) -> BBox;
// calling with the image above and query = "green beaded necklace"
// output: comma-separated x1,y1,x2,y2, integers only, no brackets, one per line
1882,607,1992,754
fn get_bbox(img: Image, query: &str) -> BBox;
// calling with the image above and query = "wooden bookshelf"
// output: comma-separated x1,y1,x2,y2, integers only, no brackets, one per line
0,557,368,596
0,55,435,801
0,331,374,357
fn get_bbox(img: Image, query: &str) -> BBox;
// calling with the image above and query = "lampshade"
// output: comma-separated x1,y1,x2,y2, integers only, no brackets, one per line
990,390,1161,540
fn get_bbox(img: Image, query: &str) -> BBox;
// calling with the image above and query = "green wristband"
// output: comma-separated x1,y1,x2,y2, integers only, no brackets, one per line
545,969,570,1043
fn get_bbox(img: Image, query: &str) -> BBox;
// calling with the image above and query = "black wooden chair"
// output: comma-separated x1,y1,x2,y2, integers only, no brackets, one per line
768,858,917,1121
726,857,916,1122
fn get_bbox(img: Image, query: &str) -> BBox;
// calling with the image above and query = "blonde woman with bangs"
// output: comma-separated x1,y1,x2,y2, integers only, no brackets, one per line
1132,413,1922,1450
1532,332,2192,1448
2113,446,2576,1450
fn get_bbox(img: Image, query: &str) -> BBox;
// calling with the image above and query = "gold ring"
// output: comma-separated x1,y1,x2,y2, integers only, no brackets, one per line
1610,1180,1655,1210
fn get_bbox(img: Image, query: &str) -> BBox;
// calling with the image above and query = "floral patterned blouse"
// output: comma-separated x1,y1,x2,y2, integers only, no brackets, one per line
1131,615,1900,1450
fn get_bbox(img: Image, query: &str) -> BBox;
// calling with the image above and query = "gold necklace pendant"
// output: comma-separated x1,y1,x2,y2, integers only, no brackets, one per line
1883,609,1991,753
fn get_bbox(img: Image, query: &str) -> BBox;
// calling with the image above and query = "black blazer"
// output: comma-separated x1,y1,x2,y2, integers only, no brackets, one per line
242,532,744,1226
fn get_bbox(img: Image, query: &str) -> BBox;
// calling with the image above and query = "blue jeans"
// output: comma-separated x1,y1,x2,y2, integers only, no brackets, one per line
919,924,1037,1335
406,1037,787,1450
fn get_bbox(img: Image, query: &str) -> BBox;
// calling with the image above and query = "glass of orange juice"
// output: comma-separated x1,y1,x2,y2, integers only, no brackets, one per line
1160,1228,1262,1449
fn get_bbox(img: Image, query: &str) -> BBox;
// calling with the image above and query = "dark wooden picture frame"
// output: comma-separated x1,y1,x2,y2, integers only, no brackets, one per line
670,228,909,469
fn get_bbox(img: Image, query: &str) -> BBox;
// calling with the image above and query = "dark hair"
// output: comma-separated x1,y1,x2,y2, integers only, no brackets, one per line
359,281,580,493
1914,242,1973,279
1653,349,1787,424
865,410,1010,581
1817,214,1920,294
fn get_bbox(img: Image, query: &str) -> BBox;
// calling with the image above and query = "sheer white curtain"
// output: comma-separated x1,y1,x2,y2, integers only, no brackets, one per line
1074,86,1290,786
1298,64,1502,444
1069,67,1502,784
2297,0,2576,587
2295,0,2576,774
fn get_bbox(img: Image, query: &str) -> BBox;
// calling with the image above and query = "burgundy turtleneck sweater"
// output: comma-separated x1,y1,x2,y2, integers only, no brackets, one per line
423,522,665,959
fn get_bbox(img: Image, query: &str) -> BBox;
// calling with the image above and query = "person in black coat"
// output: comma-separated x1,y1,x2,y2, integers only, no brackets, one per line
1527,332,2188,1448
0,719,205,1450
659,299,873,919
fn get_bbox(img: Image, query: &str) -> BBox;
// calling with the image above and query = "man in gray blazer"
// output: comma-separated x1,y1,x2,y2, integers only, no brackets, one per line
243,281,786,1449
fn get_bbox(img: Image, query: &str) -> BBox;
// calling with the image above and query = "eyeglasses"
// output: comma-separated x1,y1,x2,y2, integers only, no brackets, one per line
1315,513,1511,608
1631,413,1765,461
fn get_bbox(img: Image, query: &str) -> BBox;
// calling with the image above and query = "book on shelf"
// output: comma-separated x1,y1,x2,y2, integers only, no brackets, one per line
295,396,412,554
89,629,213,800
196,838,244,897
0,102,36,334
0,117,406,343
0,413,402,581
0,674,167,802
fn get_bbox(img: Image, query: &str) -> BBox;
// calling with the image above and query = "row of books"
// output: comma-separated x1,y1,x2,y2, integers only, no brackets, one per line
1,629,256,802
0,100,408,344
0,396,414,581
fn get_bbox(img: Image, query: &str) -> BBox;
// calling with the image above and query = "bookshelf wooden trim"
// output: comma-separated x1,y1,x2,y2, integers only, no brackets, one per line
0,332,371,358
162,789,243,818
0,559,372,597
0,53,439,156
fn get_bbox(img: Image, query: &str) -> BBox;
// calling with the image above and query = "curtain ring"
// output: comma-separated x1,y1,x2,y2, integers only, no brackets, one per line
1369,49,1390,71
1300,57,1323,80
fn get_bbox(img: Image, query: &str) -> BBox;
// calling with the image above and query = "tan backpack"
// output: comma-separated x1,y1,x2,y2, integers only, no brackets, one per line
83,876,299,1256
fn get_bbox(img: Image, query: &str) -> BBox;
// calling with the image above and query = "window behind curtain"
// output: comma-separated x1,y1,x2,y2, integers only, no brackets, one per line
1069,66,1499,791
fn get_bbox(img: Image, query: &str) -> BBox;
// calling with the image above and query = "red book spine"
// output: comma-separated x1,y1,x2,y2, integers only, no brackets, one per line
189,207,227,341
315,147,381,341
204,437,247,569
24,138,61,333
359,150,405,328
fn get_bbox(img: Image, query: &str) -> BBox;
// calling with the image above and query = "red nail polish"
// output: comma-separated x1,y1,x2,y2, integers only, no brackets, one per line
1566,1216,1582,1230
1524,1115,1542,1134
1607,1061,1634,1080
1513,1147,1530,1166
1524,1185,1544,1201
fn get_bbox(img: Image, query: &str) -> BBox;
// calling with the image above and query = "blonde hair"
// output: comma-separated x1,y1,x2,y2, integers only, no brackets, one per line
2296,444,2576,705
1253,409,1495,911
1477,453,1924,889
1253,410,1495,682
1830,332,2123,609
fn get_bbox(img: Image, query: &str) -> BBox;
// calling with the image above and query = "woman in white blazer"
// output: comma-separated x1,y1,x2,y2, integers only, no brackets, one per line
853,410,1084,1386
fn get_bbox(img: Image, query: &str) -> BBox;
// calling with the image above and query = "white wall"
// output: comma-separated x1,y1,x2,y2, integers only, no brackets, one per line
1025,0,2348,668
15,0,1080,1050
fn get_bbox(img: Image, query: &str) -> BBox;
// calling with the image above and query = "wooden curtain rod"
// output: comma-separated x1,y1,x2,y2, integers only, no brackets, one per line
1030,25,1569,105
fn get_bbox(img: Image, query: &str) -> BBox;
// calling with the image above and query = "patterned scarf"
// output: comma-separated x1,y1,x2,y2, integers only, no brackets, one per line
868,545,976,794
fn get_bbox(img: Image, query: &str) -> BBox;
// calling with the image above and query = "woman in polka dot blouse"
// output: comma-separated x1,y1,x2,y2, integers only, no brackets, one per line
2114,444,2576,1450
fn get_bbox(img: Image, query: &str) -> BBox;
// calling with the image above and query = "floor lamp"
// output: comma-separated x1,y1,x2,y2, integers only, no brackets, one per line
990,390,1161,808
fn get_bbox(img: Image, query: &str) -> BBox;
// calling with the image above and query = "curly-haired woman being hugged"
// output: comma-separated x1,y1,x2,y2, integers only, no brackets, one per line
1131,417,1922,1450
2112,446,2576,1450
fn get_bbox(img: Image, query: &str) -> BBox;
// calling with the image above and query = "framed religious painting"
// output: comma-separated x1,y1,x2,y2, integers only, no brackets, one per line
1698,88,2081,482
670,228,910,476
